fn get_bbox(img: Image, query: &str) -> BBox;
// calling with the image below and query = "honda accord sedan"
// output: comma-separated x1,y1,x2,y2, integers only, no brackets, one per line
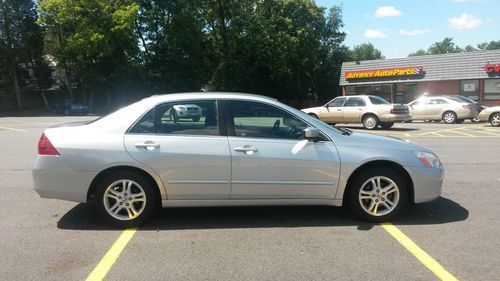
33,92,444,227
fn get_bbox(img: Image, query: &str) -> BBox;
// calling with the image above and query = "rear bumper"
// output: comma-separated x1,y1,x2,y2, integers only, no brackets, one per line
33,156,96,203
406,166,444,203
379,114,412,122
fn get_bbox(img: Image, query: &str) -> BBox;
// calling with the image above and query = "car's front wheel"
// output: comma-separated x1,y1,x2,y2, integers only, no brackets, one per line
490,113,500,127
95,171,157,228
348,168,408,222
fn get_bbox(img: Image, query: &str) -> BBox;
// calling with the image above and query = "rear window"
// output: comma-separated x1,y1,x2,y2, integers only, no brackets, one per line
369,96,389,105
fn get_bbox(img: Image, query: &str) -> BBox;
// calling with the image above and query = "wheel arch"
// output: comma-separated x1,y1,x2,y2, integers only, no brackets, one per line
87,165,163,204
489,111,500,121
342,160,415,205
361,112,379,121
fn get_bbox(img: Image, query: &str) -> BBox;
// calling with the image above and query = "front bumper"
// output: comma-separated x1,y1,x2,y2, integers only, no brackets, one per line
406,165,444,203
478,110,491,122
33,156,96,203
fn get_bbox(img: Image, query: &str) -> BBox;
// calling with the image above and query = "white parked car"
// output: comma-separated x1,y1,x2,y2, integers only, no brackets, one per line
33,92,443,227
170,104,202,122
301,95,411,130
407,96,478,124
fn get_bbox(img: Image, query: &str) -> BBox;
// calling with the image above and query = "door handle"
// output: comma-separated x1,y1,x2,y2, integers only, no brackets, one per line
233,145,258,154
135,141,160,150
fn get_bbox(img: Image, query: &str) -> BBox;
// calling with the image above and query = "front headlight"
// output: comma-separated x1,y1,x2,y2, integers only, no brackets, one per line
413,151,441,168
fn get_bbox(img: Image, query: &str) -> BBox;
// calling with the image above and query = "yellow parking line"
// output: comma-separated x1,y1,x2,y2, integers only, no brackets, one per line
381,223,458,281
448,130,477,137
85,228,137,281
0,126,28,132
429,132,446,137
462,128,500,136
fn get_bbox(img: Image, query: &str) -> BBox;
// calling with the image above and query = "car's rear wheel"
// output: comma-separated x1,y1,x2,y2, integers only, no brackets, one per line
380,122,394,129
362,115,379,130
95,171,157,228
442,111,457,124
308,113,319,119
490,113,500,127
348,168,408,222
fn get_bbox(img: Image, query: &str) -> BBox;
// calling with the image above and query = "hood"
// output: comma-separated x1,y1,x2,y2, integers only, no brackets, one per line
335,131,430,152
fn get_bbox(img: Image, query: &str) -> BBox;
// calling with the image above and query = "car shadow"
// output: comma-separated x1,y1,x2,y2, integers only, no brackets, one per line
57,197,468,231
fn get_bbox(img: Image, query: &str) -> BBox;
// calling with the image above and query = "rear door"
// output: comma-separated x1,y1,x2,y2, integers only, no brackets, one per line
124,100,231,200
426,98,449,119
224,100,340,199
342,96,366,123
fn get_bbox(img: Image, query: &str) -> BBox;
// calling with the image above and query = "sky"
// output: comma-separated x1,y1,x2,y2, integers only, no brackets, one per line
315,0,500,58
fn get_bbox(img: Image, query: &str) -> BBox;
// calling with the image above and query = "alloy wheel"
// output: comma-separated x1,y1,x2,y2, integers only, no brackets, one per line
103,179,147,221
491,114,500,126
358,176,400,216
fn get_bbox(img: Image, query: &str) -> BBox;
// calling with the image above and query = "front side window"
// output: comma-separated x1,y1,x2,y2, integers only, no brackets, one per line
327,97,346,107
228,101,308,140
344,97,366,107
129,100,220,136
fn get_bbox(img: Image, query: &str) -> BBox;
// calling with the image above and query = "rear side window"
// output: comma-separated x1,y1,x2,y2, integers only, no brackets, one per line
129,100,220,136
427,98,448,105
344,97,366,107
369,96,389,105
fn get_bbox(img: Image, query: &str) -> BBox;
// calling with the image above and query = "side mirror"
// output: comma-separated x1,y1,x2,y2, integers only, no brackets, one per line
304,127,321,142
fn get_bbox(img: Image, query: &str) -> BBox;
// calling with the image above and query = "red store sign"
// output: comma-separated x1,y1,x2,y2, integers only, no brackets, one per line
484,64,500,73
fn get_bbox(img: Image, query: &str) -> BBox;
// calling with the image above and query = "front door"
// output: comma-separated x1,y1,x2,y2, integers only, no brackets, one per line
224,100,340,199
408,99,426,120
124,100,231,200
321,97,346,124
342,96,366,123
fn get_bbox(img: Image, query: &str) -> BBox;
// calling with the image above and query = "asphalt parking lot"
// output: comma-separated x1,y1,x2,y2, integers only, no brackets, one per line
1,117,499,281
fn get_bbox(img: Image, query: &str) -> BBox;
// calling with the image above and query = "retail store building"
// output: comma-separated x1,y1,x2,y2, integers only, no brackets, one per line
339,49,500,105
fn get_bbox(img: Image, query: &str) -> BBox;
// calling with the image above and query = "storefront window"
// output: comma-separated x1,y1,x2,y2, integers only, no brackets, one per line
484,79,500,100
395,83,416,104
345,84,393,102
460,80,479,101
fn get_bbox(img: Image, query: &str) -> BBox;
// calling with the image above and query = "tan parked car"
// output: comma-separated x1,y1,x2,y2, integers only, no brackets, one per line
301,95,411,129
407,96,478,124
477,105,500,126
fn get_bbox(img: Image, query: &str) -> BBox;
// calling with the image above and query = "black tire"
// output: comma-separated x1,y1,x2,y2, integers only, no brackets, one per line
308,113,319,119
362,114,379,130
490,112,500,127
380,122,394,129
347,168,408,222
192,117,200,122
442,111,457,124
95,171,157,228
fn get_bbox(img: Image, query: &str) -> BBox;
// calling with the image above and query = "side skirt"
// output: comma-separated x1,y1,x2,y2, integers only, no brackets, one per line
161,199,343,208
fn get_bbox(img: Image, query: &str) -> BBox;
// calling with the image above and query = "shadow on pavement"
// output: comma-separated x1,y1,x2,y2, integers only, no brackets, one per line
57,197,468,231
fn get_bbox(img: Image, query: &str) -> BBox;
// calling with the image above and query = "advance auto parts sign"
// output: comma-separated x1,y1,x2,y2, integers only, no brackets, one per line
345,66,425,80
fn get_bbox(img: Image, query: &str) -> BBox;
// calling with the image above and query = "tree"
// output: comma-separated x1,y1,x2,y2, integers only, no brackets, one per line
0,0,41,111
38,0,140,110
427,37,461,54
408,49,428,57
347,43,384,61
477,40,500,50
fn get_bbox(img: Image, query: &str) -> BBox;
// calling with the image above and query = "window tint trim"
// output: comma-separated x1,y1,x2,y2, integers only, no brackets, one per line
126,99,224,137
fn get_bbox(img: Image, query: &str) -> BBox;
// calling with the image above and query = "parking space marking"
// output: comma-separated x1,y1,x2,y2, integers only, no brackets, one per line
0,126,28,132
85,228,137,281
462,128,500,136
381,223,458,281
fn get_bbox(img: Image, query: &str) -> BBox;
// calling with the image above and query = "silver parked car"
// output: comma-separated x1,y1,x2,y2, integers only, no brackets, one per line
407,96,478,124
477,105,500,126
301,95,411,130
33,92,443,227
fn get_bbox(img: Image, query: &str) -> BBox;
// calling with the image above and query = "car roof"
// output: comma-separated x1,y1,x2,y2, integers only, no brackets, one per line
143,92,277,104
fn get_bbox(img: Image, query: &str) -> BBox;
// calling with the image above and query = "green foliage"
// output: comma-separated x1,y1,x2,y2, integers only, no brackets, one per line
408,38,500,57
347,43,384,61
477,40,500,50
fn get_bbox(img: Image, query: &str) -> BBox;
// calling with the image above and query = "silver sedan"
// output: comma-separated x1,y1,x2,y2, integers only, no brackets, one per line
33,92,444,227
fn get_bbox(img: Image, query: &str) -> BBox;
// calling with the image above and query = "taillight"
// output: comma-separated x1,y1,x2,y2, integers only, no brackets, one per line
38,133,60,156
